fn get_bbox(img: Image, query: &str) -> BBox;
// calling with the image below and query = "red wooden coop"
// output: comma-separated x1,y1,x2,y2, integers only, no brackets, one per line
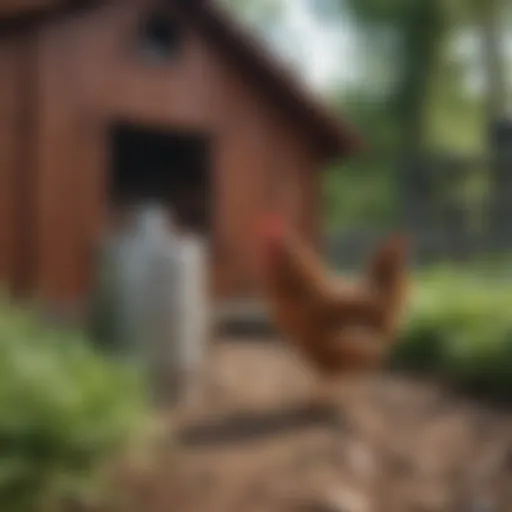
0,0,358,316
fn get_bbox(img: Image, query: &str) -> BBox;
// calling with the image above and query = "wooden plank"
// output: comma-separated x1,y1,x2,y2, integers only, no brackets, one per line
34,21,79,303
0,34,39,296
12,32,40,297
0,39,20,290
0,0,63,19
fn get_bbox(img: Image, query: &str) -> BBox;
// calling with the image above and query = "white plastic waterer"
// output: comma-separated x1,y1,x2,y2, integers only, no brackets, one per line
91,200,210,409
174,232,210,407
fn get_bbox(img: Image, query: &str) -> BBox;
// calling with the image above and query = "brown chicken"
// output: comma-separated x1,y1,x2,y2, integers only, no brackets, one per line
255,213,410,407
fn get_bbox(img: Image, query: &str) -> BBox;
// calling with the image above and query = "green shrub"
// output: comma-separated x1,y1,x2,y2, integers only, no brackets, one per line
0,295,149,511
390,264,512,400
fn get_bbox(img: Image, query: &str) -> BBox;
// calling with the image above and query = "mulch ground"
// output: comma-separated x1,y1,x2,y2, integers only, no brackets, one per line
118,338,512,512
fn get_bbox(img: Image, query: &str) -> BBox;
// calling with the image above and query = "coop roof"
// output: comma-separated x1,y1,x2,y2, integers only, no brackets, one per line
0,0,361,160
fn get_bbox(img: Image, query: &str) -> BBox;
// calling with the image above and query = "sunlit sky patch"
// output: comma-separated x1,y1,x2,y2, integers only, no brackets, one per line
228,0,512,105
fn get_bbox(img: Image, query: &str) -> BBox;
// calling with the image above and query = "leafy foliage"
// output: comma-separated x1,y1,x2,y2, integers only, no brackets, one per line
323,160,397,231
0,296,148,511
391,264,512,401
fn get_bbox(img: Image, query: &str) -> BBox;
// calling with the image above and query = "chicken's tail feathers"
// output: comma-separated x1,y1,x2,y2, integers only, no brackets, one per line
367,234,409,282
366,233,410,323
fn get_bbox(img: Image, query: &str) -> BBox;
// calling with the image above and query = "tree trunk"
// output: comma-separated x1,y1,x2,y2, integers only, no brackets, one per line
480,0,507,123
397,1,444,231
479,0,510,248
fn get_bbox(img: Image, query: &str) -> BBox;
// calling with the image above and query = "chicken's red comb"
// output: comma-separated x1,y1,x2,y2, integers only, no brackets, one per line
255,213,286,239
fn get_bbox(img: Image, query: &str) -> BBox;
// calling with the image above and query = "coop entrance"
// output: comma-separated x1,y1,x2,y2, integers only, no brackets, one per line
108,121,211,233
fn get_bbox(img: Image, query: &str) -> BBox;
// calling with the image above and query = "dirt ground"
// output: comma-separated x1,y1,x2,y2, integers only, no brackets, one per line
123,338,512,512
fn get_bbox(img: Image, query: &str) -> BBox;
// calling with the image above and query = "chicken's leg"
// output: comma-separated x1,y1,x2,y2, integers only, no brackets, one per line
310,376,336,410
303,375,355,470
304,374,343,425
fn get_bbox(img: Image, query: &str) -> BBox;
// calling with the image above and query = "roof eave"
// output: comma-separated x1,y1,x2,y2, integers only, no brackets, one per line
179,0,362,163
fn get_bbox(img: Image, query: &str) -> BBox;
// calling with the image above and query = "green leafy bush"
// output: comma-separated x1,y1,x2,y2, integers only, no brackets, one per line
390,264,512,401
0,296,149,511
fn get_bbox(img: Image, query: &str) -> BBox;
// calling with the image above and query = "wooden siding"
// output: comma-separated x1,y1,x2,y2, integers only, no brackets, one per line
0,34,39,296
0,0,63,19
0,38,20,291
1,0,322,308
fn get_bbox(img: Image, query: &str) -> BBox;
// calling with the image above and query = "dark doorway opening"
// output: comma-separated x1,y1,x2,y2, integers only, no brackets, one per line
108,121,210,233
